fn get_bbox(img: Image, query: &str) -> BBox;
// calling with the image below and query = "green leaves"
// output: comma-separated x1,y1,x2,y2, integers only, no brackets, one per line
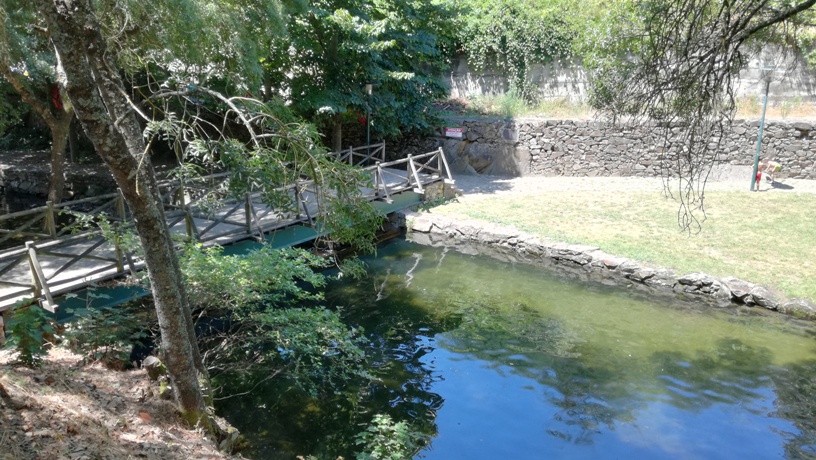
178,242,371,397
452,0,575,103
270,0,454,139
354,414,426,460
5,301,55,367
180,243,329,311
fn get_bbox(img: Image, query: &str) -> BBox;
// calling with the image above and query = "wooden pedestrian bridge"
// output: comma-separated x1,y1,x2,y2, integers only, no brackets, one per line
0,144,454,313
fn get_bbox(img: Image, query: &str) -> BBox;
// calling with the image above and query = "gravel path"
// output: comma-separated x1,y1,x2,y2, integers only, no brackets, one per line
452,166,816,198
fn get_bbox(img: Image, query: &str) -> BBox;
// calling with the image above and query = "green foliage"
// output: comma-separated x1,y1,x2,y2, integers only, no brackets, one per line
337,257,368,280
452,0,575,102
6,301,54,367
62,292,149,367
268,0,455,139
180,242,329,310
260,306,369,396
0,2,58,93
95,0,286,92
178,242,370,396
779,96,803,118
355,414,425,460
0,82,24,134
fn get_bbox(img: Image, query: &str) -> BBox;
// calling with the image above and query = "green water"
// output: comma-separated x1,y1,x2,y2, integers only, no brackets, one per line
219,239,816,459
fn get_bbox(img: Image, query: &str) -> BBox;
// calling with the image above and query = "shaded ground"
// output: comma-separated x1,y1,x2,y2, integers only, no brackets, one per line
0,348,238,460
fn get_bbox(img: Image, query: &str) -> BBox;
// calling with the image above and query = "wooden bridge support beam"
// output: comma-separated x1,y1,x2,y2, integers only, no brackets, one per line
25,241,56,313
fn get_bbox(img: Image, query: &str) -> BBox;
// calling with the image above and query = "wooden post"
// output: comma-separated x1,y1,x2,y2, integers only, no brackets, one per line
26,241,42,298
376,163,392,203
245,193,253,234
184,206,197,240
438,147,454,182
114,238,125,273
295,186,304,219
116,188,129,271
25,241,56,312
45,201,57,238
407,154,424,193
374,161,381,198
174,182,186,207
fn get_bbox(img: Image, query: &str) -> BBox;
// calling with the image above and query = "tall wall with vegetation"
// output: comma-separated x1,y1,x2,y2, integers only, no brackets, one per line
400,118,816,180
446,50,816,103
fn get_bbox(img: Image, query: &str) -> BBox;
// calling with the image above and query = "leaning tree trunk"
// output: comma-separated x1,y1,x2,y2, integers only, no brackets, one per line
35,0,211,429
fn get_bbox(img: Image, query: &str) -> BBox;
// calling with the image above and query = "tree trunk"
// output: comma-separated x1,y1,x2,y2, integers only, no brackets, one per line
332,115,342,153
1,14,73,204
35,0,211,428
68,115,78,163
46,111,72,203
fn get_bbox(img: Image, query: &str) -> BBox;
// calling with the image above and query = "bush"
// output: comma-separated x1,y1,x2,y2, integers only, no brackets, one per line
355,414,425,460
62,296,150,368
5,301,55,366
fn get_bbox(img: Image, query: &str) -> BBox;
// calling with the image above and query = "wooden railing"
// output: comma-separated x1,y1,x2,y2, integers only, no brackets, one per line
0,143,454,312
329,142,386,167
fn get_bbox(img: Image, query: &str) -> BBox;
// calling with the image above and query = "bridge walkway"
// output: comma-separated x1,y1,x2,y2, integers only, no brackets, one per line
0,144,453,312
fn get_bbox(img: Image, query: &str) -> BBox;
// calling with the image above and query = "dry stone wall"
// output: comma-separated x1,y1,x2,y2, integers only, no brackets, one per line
400,118,816,179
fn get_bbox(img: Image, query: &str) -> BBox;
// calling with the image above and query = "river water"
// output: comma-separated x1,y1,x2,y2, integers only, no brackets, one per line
218,239,816,459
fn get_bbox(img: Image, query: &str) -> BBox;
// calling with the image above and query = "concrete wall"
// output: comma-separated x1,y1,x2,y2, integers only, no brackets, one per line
447,50,816,103
398,118,816,180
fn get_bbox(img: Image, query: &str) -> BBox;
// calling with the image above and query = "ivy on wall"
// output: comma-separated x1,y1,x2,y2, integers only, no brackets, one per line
452,0,575,103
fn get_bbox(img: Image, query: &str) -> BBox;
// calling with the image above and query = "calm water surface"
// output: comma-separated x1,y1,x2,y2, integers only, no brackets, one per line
220,239,816,459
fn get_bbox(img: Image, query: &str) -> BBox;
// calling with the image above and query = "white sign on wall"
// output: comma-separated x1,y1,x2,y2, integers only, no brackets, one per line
445,127,463,138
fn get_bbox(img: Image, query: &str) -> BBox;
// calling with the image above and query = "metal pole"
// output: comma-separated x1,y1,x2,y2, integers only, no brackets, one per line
750,78,771,191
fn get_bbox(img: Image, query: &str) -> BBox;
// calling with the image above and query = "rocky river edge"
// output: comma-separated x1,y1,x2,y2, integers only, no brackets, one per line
402,211,816,320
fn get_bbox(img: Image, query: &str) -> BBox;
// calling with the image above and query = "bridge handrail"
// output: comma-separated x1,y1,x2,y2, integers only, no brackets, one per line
0,143,456,312
329,142,386,168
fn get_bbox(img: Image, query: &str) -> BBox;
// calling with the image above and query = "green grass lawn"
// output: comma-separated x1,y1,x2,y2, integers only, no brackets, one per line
431,189,816,301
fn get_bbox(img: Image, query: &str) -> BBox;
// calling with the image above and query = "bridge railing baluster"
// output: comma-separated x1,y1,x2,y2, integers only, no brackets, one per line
25,241,55,313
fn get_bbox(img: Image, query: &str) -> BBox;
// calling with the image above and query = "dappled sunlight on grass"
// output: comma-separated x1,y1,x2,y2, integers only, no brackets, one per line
432,189,816,300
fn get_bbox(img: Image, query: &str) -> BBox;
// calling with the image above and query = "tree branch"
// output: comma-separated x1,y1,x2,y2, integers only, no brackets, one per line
741,0,816,39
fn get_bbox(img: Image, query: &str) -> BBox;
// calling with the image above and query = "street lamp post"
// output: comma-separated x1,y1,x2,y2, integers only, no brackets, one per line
750,66,774,192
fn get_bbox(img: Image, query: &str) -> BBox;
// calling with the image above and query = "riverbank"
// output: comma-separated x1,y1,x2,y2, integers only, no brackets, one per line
0,347,240,459
405,170,816,318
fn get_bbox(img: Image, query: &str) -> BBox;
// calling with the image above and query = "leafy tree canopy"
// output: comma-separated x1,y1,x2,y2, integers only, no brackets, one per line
266,0,456,139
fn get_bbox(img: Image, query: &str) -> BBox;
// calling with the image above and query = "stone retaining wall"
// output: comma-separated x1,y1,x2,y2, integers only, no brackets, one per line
404,211,816,319
0,151,122,199
398,119,816,179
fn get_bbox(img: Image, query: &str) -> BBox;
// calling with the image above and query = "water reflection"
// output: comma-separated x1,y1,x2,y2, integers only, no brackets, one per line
223,240,816,459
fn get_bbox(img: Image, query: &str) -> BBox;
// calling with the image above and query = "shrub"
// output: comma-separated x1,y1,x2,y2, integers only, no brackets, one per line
6,301,55,366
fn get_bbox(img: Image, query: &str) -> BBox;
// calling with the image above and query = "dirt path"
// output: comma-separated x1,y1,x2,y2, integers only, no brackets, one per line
451,167,816,198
